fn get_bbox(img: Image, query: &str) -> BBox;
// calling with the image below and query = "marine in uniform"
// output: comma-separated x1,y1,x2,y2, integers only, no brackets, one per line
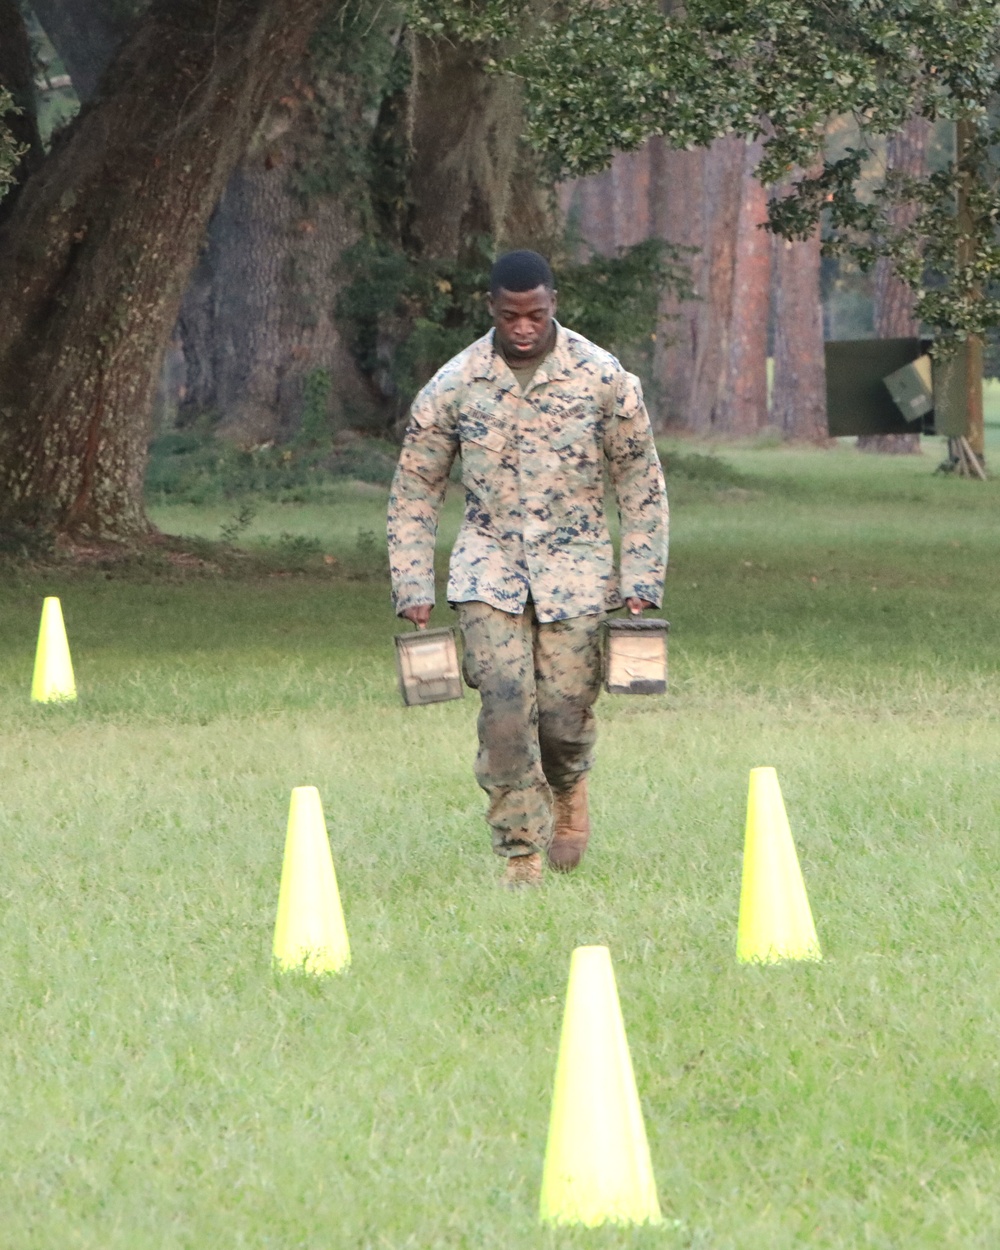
387,251,668,886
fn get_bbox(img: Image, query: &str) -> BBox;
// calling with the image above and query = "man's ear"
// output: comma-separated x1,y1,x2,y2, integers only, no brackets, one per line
486,293,495,318
550,289,558,316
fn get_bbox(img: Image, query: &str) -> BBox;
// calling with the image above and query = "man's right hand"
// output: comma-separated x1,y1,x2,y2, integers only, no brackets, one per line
402,603,432,630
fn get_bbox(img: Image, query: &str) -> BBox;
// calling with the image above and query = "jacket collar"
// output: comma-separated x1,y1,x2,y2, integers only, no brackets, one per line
470,321,575,390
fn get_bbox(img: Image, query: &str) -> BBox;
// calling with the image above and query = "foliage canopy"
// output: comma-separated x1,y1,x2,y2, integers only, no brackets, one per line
403,0,1000,346
505,0,1000,345
0,88,25,201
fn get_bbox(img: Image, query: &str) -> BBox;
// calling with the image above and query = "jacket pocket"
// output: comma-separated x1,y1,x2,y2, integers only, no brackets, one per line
466,428,507,453
551,421,590,451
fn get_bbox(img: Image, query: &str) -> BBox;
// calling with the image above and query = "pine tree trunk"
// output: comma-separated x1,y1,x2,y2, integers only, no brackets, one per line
650,138,706,429
0,0,330,542
651,136,755,433
858,118,929,455
686,135,745,433
771,203,828,442
560,167,617,255
610,148,652,249
559,147,652,257
713,137,770,435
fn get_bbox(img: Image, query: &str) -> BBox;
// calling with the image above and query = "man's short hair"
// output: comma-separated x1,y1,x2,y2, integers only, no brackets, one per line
489,250,554,297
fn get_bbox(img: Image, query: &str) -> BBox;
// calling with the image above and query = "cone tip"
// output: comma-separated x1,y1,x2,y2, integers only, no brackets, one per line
569,944,612,970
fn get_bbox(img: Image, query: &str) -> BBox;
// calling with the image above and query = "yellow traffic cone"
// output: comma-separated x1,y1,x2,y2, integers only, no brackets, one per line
539,945,662,1227
31,597,77,703
272,786,350,975
736,767,821,964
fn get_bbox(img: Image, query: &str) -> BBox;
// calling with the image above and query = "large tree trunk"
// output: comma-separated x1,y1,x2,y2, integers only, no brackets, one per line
858,117,930,455
564,134,770,435
713,137,770,435
406,34,553,260
180,27,559,444
559,146,652,256
177,78,376,441
687,135,745,433
560,166,616,255
771,200,828,442
650,138,705,429
650,134,748,434
0,0,330,542
652,135,768,434
34,0,375,441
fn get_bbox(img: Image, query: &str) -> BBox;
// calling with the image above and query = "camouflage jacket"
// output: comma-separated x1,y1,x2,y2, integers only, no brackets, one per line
387,323,668,623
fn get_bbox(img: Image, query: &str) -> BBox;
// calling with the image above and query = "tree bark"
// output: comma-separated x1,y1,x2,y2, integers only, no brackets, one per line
651,135,766,433
858,117,929,454
406,34,554,261
0,0,331,542
650,138,706,429
564,134,770,435
560,146,652,256
688,136,745,433
771,199,828,442
560,166,616,255
713,137,770,435
177,77,376,441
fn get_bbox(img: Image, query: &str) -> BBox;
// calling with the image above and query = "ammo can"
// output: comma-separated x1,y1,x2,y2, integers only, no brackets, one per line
394,627,464,707
883,355,933,422
603,618,669,695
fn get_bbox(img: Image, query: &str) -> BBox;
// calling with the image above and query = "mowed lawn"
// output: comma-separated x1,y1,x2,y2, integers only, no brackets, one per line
2,433,1000,1248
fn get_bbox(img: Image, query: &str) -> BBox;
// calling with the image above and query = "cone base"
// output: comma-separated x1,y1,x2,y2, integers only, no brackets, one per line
737,945,822,966
541,1205,663,1228
31,689,77,704
273,947,350,976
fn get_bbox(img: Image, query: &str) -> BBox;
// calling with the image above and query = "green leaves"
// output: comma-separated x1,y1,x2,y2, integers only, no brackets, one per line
0,88,25,203
337,233,693,409
488,0,1000,342
406,0,528,43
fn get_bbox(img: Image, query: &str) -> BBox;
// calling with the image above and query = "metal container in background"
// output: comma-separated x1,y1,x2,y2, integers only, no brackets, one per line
883,354,933,422
394,627,464,706
603,618,669,695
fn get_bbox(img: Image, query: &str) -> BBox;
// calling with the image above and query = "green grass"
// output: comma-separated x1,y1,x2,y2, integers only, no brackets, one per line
2,438,1000,1247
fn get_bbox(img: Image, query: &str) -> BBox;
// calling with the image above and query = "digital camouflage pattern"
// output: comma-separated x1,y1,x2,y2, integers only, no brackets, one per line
387,323,668,623
458,599,603,856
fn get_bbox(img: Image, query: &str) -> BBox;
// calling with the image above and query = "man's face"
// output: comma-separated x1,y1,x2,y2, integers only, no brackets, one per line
488,285,557,363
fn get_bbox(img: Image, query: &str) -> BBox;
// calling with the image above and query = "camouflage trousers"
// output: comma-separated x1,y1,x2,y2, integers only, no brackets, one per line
457,599,604,858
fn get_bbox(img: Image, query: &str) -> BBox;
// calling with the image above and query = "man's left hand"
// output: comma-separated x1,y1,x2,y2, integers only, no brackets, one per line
625,597,655,616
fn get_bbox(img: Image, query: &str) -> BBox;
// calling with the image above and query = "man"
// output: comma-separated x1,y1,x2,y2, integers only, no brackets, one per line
387,250,668,887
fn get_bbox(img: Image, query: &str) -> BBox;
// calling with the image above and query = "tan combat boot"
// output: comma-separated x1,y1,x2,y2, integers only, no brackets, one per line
501,851,543,889
547,777,591,872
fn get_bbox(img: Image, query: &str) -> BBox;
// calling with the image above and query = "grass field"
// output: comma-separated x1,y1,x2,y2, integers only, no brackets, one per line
2,433,1000,1248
